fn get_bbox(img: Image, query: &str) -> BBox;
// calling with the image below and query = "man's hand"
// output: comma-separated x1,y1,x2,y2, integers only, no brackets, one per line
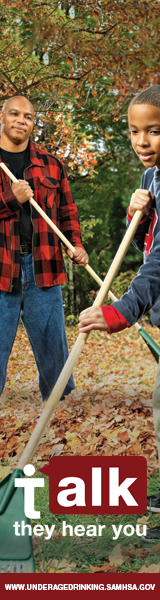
66,246,88,266
11,180,34,205
128,189,155,217
79,306,109,332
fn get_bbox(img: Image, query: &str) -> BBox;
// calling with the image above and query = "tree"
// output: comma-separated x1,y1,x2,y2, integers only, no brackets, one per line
1,0,159,312
0,1,160,175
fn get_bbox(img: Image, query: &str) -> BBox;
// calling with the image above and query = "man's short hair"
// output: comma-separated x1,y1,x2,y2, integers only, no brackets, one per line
130,85,160,109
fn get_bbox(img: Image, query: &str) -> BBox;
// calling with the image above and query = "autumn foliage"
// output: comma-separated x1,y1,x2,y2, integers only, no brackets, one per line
0,0,160,174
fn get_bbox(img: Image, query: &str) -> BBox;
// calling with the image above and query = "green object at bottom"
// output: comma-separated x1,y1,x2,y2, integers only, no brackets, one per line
0,471,35,573
139,327,160,364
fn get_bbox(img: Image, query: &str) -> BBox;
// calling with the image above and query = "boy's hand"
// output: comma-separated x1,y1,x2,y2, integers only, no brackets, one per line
128,189,155,217
79,306,109,332
66,247,88,266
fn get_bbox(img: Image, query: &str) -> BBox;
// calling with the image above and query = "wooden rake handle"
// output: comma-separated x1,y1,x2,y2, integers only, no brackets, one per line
0,162,100,284
17,216,143,469
0,162,143,467
0,163,141,326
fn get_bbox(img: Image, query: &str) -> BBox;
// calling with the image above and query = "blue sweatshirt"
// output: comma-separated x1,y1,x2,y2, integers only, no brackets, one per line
110,228,160,329
126,167,160,327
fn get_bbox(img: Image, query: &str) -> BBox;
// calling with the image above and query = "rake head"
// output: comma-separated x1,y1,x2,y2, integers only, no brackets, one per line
0,470,35,573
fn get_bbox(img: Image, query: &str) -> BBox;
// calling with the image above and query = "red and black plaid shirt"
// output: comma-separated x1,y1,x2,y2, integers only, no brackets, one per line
0,141,83,291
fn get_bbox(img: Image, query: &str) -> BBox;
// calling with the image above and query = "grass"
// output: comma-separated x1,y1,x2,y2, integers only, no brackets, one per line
31,470,160,573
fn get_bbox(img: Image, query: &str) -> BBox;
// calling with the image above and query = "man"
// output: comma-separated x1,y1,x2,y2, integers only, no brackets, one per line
0,95,88,401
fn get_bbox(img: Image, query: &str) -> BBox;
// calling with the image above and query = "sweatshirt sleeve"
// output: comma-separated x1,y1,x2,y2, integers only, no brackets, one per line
101,230,160,330
101,305,130,334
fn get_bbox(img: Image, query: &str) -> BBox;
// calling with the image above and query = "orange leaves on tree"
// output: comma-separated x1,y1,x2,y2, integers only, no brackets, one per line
66,57,73,66
92,11,99,20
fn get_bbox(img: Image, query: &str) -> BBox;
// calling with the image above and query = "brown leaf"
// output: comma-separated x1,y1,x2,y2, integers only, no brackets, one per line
131,400,143,412
48,558,76,573
153,542,160,553
123,547,135,559
108,544,124,566
117,430,130,444
137,516,149,525
90,563,118,573
139,563,160,573
0,465,10,480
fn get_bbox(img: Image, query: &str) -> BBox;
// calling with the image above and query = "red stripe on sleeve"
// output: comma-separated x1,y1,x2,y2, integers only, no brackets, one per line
126,207,148,224
101,305,130,334
126,207,133,223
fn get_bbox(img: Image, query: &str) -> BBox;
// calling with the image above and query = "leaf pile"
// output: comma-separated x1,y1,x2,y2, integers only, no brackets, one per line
90,541,160,574
0,321,158,470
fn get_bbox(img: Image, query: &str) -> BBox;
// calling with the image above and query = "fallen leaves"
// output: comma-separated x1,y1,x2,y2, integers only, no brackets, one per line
48,557,77,573
35,552,77,574
0,465,10,480
136,516,149,525
153,542,160,553
90,563,118,573
0,322,158,471
108,543,124,566
91,542,125,571
139,563,160,573
90,538,160,574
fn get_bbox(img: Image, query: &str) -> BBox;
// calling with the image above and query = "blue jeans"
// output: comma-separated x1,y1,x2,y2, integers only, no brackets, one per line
0,253,75,401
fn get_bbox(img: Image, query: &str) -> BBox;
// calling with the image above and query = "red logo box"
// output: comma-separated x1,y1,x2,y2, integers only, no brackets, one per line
40,456,147,514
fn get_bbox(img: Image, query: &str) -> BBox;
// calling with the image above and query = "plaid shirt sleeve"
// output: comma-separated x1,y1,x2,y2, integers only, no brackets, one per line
0,187,20,219
59,162,84,249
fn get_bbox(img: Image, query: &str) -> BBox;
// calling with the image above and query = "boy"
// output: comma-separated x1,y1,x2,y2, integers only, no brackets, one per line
79,85,160,540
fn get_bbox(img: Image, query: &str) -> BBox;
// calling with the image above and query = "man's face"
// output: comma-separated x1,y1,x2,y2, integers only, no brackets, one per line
128,103,160,170
0,96,34,148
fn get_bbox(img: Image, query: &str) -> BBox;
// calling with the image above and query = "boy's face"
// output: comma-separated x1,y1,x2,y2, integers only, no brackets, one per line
128,104,160,170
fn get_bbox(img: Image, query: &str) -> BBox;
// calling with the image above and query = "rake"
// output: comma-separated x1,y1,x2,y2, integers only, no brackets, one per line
0,163,158,573
0,166,143,572
0,470,34,573
1,162,160,362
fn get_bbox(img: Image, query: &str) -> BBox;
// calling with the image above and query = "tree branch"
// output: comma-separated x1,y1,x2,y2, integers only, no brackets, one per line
0,68,20,94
